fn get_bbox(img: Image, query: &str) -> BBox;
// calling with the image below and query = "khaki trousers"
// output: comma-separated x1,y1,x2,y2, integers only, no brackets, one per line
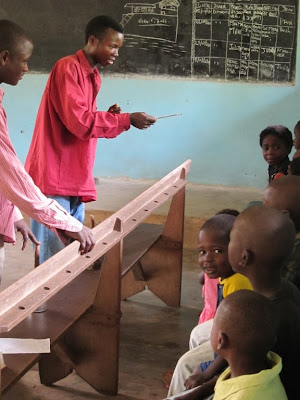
166,319,214,397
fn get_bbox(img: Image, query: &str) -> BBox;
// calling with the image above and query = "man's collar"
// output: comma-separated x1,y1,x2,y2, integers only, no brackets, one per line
76,50,99,78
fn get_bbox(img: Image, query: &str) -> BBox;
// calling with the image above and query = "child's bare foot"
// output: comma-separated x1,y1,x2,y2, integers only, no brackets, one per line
162,370,173,388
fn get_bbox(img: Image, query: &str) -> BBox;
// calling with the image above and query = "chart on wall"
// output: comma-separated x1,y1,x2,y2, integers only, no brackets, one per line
100,0,298,83
191,1,297,82
0,0,297,83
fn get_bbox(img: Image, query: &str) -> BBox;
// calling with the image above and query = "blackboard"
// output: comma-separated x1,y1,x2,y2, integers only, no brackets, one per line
0,0,298,83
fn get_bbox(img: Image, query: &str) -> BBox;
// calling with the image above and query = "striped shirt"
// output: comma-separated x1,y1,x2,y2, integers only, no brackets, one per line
0,87,82,243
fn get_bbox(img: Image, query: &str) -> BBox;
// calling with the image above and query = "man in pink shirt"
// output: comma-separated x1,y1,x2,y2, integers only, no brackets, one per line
0,20,95,277
25,16,157,264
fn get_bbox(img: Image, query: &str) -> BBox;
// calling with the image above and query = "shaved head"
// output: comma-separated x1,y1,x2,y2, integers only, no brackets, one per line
229,205,295,271
213,290,275,354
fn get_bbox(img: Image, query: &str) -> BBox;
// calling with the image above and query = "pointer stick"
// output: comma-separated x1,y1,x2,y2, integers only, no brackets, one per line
157,113,183,119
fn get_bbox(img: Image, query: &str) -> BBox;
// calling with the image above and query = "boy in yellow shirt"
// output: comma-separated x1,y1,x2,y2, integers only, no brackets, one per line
211,290,287,400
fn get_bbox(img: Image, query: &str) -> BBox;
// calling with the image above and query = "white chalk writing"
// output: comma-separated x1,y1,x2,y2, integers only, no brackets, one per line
191,0,296,82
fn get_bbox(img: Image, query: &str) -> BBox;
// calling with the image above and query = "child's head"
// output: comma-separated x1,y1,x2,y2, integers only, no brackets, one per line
211,290,275,365
259,125,293,167
84,16,124,68
228,205,295,279
198,214,236,280
0,20,33,86
264,175,300,231
293,121,300,151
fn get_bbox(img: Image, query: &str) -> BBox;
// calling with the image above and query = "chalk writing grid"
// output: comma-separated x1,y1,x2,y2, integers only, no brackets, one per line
191,1,296,82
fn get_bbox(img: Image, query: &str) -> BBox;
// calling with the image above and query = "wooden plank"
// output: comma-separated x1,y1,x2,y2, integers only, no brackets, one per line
0,160,191,332
64,241,122,395
39,342,75,387
121,223,163,276
0,268,101,393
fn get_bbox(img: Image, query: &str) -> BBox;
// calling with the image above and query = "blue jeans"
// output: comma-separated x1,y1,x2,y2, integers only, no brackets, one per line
31,196,85,264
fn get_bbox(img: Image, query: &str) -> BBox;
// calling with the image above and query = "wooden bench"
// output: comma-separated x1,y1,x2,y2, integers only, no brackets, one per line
0,159,191,396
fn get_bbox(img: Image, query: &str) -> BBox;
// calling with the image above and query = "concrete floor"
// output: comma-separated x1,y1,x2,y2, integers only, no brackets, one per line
1,179,263,400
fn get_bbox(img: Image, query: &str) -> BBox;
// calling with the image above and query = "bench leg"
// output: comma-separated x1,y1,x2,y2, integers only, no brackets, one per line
121,261,146,300
63,241,122,395
140,238,182,307
140,187,185,307
39,342,74,386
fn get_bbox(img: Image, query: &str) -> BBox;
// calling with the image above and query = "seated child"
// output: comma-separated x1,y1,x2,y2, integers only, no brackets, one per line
167,206,300,400
164,210,241,390
229,206,300,400
264,175,300,289
198,209,240,325
166,213,252,398
211,290,287,400
293,120,300,159
259,125,293,182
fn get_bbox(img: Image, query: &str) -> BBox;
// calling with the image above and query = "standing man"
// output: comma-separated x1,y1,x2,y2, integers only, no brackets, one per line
0,19,95,278
25,16,157,263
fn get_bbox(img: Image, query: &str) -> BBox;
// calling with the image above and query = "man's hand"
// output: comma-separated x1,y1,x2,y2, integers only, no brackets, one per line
14,219,40,250
108,103,122,114
63,226,96,255
130,112,157,130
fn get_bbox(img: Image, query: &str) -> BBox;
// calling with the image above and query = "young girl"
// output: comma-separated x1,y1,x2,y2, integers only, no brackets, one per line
198,209,240,325
190,213,252,348
259,125,293,182
166,213,252,398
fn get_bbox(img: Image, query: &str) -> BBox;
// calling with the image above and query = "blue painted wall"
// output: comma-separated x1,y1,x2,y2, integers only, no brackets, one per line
2,16,300,189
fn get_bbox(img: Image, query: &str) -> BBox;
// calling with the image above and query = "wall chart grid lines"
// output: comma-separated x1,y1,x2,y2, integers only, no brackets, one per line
191,0,297,82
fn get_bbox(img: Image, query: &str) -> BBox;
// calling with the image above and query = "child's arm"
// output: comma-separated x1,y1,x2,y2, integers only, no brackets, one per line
184,355,227,390
174,376,218,400
199,271,205,285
